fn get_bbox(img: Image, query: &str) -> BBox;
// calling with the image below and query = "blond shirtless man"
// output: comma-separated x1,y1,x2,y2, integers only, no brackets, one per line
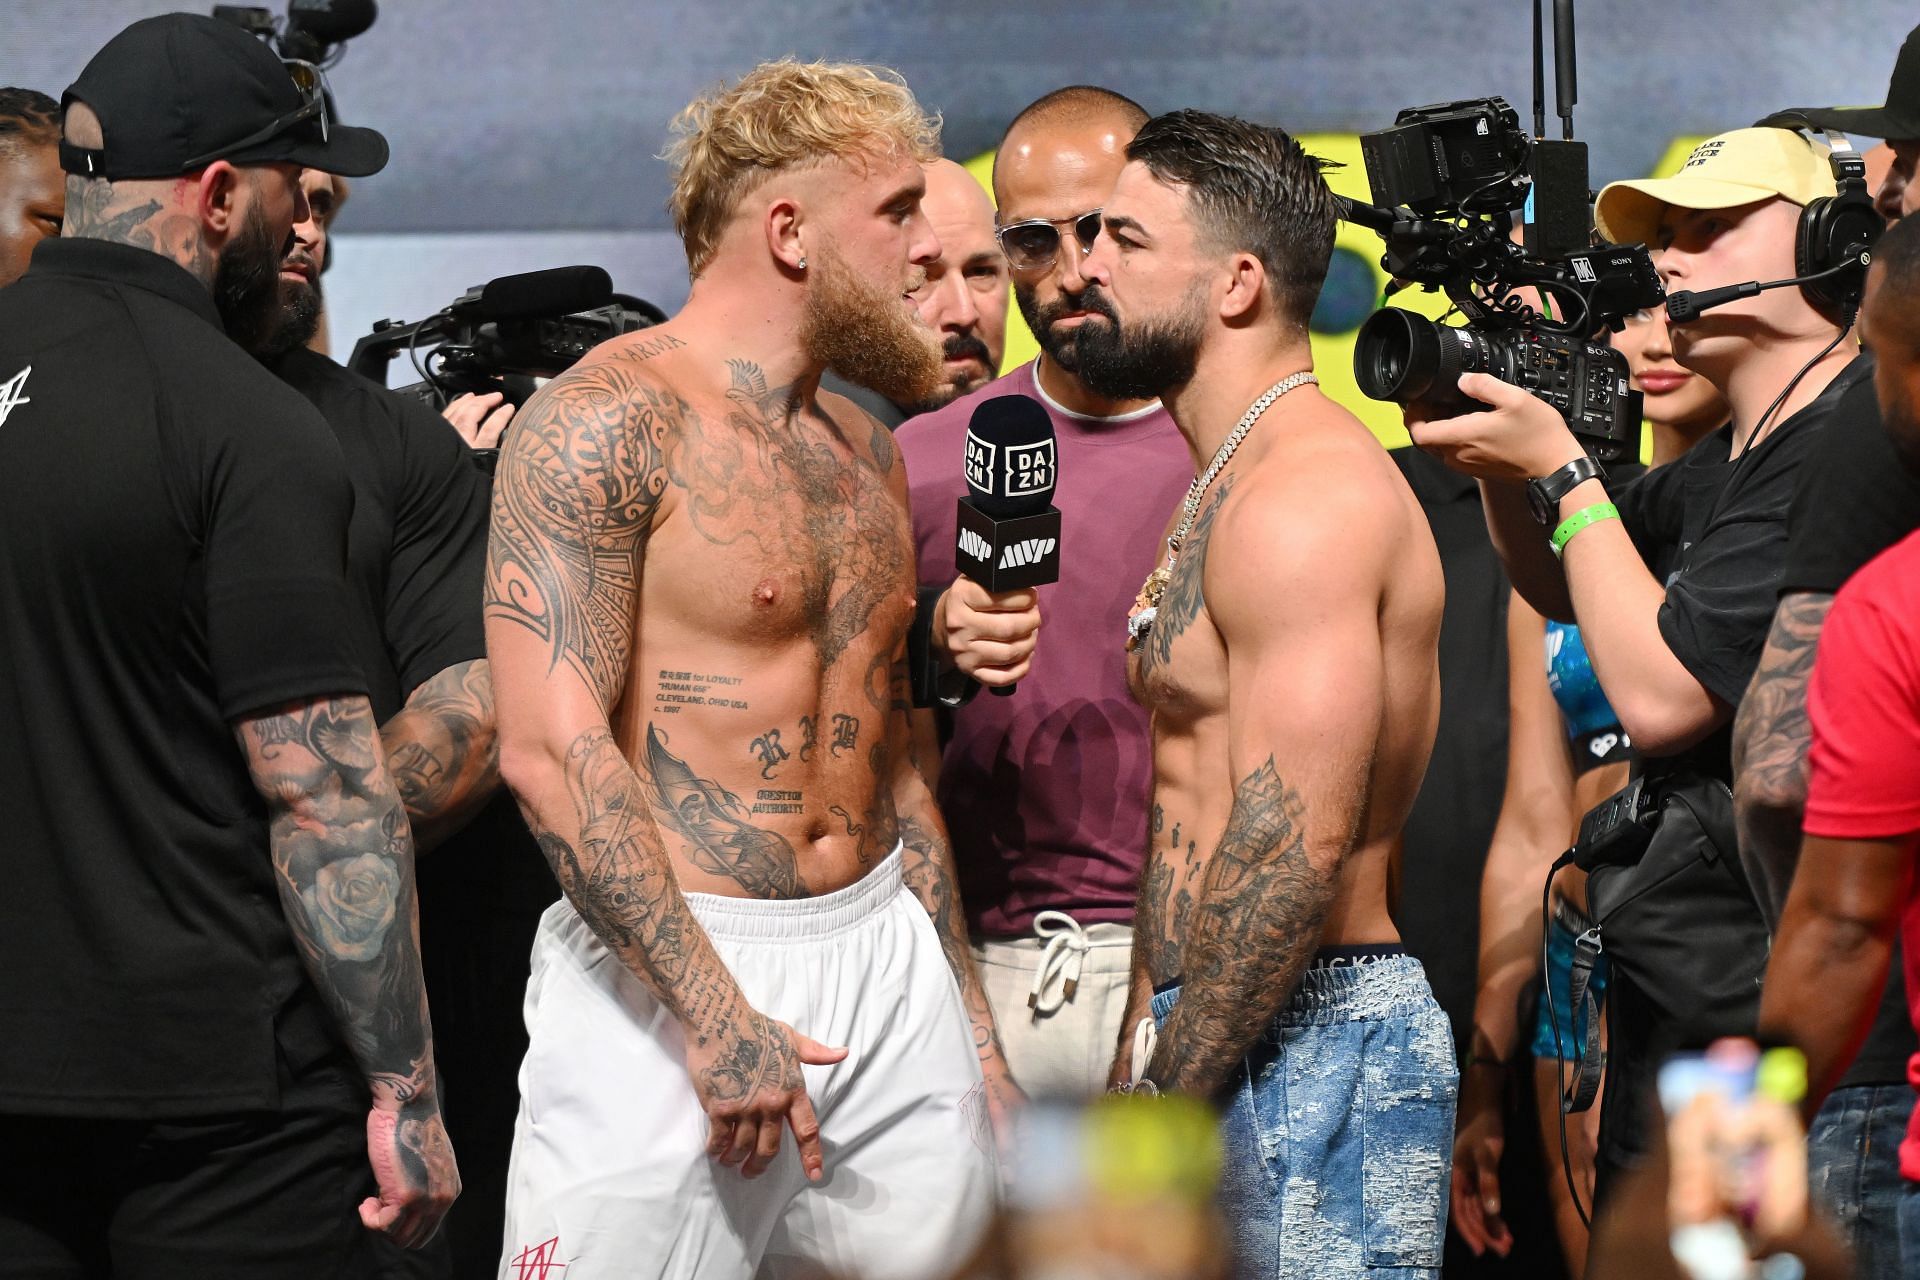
485,62,1008,1279
1076,111,1456,1278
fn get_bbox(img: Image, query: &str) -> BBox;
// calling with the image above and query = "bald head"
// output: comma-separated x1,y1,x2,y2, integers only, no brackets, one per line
994,86,1146,203
907,158,1008,409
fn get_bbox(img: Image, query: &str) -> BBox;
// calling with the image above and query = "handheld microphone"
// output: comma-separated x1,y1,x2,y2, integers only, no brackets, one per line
1664,252,1870,324
455,266,615,323
956,395,1060,697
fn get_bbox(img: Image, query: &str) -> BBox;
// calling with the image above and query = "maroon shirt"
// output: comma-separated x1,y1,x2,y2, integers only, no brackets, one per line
897,361,1192,936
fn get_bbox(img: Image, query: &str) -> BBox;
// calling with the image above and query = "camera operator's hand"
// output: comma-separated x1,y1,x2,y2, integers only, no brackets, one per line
935,574,1041,689
1407,373,1587,482
443,390,515,450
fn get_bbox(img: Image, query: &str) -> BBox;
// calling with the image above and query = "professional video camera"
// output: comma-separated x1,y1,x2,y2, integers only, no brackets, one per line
1336,2,1665,463
347,266,667,409
213,0,377,64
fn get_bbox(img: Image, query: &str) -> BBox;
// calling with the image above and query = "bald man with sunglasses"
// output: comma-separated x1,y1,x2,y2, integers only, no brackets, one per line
895,86,1192,1098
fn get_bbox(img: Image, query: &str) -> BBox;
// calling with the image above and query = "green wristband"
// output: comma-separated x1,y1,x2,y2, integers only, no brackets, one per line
1551,502,1620,557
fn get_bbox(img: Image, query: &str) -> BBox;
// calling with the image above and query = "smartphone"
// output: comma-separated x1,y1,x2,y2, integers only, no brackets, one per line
1659,1038,1809,1277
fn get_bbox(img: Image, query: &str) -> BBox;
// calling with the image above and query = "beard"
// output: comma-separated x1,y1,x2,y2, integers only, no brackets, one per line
898,331,996,415
253,274,323,359
800,244,942,408
1015,279,1121,374
215,200,289,354
1072,280,1208,401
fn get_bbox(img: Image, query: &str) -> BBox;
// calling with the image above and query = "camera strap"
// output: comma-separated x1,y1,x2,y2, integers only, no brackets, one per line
1562,926,1606,1113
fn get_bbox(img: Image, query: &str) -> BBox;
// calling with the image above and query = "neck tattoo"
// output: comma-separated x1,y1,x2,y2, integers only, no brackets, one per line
1126,370,1317,652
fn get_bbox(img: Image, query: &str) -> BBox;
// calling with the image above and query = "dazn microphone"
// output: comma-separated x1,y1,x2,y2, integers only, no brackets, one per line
956,395,1061,696
1664,252,1870,324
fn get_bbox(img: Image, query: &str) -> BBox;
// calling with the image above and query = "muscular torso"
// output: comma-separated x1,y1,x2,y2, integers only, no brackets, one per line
593,336,918,899
1129,408,1443,986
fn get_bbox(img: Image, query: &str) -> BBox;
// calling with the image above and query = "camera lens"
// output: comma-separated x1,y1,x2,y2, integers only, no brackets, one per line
1354,309,1500,406
1354,308,1444,402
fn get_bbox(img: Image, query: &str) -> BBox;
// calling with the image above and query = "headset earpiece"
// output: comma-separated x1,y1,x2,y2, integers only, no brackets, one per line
1795,134,1884,312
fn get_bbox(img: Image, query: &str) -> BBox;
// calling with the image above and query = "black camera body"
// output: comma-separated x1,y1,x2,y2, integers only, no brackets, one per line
406,304,653,408
347,268,665,409
1341,96,1666,464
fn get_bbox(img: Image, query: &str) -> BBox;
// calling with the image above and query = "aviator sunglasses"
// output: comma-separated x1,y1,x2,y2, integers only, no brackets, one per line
181,59,332,170
994,209,1103,273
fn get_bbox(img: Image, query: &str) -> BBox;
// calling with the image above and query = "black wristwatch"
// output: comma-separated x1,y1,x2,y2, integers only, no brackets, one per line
1526,456,1606,525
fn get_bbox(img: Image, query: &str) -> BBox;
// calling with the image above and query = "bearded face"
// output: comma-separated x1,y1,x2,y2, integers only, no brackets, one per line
215,197,291,354
799,241,943,408
1071,278,1210,401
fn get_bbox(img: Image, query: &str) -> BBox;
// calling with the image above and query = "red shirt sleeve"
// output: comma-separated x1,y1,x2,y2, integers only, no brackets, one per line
1805,541,1920,840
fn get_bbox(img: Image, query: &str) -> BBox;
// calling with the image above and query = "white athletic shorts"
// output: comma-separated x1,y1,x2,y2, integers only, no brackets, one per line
499,844,997,1279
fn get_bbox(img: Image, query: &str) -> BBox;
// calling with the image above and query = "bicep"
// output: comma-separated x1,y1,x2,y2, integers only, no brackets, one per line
1218,566,1384,859
484,370,663,737
1786,835,1914,933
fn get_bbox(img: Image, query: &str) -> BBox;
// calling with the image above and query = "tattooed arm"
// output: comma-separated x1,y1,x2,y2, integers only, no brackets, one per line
1733,591,1835,929
380,658,498,851
234,694,457,1248
1142,488,1387,1096
486,356,843,1181
888,657,1025,1139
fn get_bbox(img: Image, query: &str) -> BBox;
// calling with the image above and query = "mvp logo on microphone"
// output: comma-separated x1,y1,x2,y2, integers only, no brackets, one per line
997,537,1056,569
953,499,1062,592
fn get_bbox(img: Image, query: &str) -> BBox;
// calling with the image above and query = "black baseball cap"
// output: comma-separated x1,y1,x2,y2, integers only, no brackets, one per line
1764,24,1920,143
60,12,388,181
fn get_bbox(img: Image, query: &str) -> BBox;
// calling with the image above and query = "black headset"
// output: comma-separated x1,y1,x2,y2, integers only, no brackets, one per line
1785,125,1884,311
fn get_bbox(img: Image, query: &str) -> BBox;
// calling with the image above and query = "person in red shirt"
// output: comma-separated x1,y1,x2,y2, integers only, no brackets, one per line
1760,209,1920,1256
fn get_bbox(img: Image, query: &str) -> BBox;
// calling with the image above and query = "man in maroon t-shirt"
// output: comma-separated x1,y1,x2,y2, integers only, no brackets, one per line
899,86,1192,1097
1760,216,1920,1248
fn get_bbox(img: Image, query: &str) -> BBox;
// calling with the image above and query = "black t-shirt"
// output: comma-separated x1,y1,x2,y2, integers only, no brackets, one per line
265,346,489,722
1615,355,1873,783
1775,356,1920,1087
0,240,365,1117
1782,354,1920,594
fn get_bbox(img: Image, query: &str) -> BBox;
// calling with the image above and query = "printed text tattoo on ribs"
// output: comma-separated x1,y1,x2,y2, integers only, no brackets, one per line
654,670,749,715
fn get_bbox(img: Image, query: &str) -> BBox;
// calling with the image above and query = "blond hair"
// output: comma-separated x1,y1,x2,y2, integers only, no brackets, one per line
665,59,941,277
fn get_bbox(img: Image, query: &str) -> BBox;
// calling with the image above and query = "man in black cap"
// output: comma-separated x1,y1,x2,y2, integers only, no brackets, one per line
1723,27,1920,1277
0,13,457,1273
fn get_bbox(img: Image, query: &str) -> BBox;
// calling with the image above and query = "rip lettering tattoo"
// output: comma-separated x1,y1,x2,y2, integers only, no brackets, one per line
749,728,791,780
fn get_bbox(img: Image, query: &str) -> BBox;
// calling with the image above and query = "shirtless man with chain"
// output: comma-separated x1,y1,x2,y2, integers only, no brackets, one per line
486,61,1008,1279
1075,111,1457,1278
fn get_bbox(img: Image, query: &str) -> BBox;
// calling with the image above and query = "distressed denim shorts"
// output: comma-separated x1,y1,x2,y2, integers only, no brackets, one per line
1151,954,1457,1279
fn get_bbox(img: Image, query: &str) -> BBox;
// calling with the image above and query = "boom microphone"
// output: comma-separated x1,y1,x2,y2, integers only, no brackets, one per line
956,395,1061,697
288,0,378,44
1664,253,1870,324
457,266,615,323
